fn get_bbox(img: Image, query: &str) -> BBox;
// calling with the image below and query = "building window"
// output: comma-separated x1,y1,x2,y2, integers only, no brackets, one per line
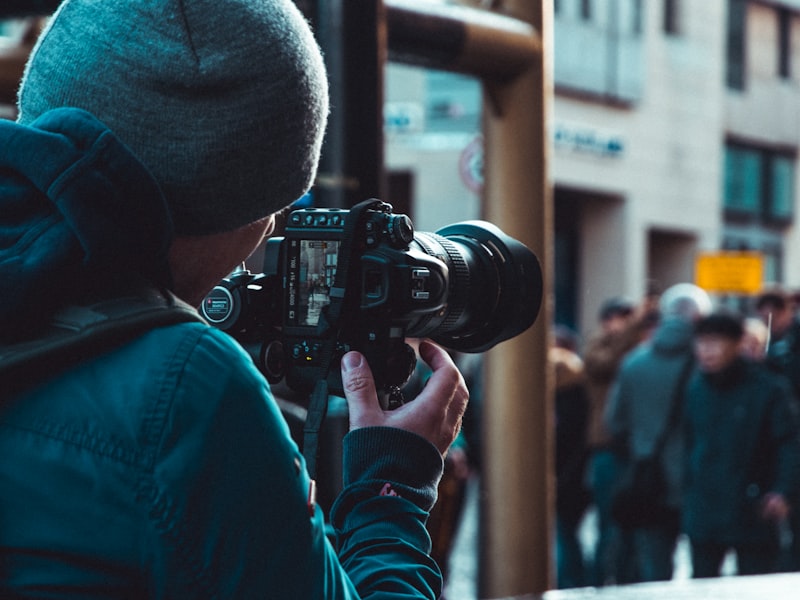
553,0,645,102
727,0,747,90
632,0,644,35
724,143,796,224
664,0,680,35
724,145,761,216
769,155,795,221
779,8,791,79
581,0,592,21
763,247,783,283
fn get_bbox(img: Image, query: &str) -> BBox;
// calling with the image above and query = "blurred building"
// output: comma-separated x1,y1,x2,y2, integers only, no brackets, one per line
385,0,800,337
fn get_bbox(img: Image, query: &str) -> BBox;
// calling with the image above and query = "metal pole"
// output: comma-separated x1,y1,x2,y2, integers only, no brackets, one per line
314,0,385,209
0,46,27,106
0,19,45,107
479,1,554,597
386,0,539,81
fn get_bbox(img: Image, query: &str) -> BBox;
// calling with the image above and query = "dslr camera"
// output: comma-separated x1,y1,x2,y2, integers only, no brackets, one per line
201,199,542,400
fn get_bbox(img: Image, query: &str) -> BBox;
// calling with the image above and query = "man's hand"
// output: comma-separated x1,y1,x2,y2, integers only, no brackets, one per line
341,340,469,456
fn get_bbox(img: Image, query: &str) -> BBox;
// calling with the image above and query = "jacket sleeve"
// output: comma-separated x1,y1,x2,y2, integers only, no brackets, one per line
146,325,443,599
331,427,444,599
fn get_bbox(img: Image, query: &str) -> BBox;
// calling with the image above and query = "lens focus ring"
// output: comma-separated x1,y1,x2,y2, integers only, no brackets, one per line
420,233,470,332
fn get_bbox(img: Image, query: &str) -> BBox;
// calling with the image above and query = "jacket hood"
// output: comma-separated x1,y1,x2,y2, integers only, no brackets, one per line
0,108,173,340
650,315,695,355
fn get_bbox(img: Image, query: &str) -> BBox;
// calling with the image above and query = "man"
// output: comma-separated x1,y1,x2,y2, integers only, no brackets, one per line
683,310,800,577
583,295,654,585
755,287,800,400
551,325,591,588
0,1,468,597
604,282,712,582
754,287,800,570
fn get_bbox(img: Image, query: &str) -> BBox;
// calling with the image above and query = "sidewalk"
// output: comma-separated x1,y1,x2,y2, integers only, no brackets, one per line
442,475,480,599
440,476,737,599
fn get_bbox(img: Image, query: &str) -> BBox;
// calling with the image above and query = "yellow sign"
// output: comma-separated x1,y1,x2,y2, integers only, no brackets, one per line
694,251,764,294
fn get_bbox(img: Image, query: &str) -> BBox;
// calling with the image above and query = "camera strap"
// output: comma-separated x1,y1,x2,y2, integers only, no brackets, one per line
302,199,391,479
0,286,204,399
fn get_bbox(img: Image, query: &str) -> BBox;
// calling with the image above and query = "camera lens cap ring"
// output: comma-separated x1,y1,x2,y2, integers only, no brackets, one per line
433,221,543,352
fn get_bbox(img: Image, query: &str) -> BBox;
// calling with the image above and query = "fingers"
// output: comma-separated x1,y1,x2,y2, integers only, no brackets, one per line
418,340,468,418
414,341,469,453
340,342,470,455
341,351,381,429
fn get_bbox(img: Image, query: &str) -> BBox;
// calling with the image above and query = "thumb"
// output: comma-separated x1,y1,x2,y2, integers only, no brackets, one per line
341,351,382,428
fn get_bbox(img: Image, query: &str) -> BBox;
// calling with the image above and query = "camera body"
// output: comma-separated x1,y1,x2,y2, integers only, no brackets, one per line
202,200,542,399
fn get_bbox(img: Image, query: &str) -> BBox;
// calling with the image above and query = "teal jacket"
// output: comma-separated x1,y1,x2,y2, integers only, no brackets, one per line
0,109,444,598
682,358,800,546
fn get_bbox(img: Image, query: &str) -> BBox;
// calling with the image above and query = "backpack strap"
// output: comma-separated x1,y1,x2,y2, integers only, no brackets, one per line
0,287,205,398
302,199,388,479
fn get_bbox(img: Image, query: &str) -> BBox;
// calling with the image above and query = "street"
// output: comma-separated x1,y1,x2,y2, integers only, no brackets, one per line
441,477,737,599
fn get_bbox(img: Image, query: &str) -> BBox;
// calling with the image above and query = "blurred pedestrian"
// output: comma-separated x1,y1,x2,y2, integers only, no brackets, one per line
683,310,800,578
551,325,591,588
756,287,800,398
741,317,769,362
583,295,653,585
605,283,711,582
755,287,800,570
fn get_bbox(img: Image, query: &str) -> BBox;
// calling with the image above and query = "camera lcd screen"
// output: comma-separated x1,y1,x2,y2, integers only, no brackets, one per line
289,239,339,327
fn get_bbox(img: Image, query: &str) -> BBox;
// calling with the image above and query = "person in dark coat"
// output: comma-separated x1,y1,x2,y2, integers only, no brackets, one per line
755,288,800,571
583,296,654,585
683,310,800,578
756,288,800,401
552,325,591,588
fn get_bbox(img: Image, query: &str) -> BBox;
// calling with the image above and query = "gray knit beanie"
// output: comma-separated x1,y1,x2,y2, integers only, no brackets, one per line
17,0,329,235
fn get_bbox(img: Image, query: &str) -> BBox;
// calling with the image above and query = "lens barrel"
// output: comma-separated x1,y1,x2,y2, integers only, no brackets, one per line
408,221,542,353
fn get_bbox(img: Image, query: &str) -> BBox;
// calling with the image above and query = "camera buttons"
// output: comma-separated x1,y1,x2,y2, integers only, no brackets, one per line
201,286,234,324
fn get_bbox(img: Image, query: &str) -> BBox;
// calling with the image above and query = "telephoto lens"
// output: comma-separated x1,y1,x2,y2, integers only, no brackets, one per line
407,221,542,353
